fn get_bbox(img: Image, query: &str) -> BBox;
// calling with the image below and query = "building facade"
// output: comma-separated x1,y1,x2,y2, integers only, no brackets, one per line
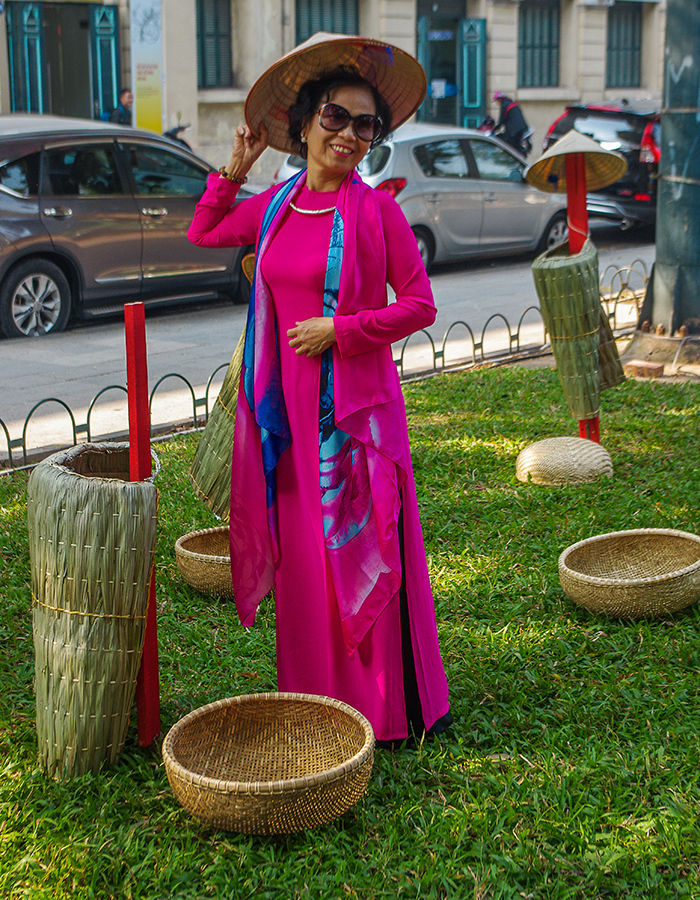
0,0,666,180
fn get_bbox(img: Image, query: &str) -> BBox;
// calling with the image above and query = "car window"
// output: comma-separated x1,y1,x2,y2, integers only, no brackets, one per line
43,145,123,196
468,140,523,181
124,144,209,196
0,152,41,197
551,111,646,148
357,145,391,176
413,140,469,178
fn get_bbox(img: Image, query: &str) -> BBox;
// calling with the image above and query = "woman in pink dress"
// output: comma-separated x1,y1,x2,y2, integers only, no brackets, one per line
188,33,450,746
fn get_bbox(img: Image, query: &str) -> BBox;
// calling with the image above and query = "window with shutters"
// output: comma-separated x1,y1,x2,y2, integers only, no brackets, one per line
197,0,233,88
518,0,560,88
296,0,359,45
607,2,642,89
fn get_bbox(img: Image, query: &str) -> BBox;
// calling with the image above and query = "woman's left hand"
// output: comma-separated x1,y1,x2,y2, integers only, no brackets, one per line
287,318,336,357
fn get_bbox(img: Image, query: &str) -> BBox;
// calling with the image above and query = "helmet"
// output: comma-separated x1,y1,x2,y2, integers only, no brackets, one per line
493,91,505,101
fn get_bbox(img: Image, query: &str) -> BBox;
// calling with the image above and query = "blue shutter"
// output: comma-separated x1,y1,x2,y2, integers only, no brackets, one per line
518,0,560,89
197,0,233,88
607,2,642,89
6,2,46,113
296,0,358,44
90,4,120,119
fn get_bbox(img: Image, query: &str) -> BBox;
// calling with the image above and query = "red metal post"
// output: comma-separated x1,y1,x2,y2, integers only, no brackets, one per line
565,153,600,441
124,302,161,746
565,152,589,256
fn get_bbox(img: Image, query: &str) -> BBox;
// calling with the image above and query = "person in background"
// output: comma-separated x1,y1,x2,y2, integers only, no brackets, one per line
110,89,133,126
493,91,529,154
188,33,451,748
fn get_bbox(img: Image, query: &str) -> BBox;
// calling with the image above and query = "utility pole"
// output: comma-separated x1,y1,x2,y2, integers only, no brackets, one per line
648,0,700,334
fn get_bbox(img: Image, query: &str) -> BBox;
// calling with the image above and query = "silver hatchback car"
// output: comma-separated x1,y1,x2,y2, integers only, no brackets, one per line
275,122,568,271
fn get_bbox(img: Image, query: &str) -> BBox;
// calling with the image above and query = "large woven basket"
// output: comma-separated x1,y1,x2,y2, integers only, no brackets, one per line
175,526,233,598
162,693,375,834
559,528,700,618
516,436,613,486
27,442,159,777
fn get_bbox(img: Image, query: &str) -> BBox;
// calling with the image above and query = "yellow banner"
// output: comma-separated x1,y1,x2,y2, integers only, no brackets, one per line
130,0,164,133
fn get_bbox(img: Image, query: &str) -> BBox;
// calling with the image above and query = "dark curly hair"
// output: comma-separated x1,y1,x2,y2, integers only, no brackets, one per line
287,66,393,158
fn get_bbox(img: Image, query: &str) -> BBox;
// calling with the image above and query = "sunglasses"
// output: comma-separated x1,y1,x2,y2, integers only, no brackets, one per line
315,103,383,144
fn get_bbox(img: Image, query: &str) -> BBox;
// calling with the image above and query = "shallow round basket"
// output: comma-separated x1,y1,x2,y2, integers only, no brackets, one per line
516,436,612,486
175,526,233,598
559,528,700,618
162,693,375,834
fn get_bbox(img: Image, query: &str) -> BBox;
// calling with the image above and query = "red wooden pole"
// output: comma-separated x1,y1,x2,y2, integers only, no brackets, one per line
565,152,589,256
565,153,600,442
124,302,161,747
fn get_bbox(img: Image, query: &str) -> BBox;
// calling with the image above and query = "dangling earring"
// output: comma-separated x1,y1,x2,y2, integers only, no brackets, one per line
300,135,307,144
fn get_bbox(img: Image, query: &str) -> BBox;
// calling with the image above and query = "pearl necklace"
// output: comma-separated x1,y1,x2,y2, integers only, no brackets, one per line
290,201,336,215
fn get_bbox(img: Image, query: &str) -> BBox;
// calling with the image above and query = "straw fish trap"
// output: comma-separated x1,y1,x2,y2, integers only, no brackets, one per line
516,436,613,485
162,693,375,834
532,239,624,419
27,443,159,777
174,526,234,598
559,528,700,618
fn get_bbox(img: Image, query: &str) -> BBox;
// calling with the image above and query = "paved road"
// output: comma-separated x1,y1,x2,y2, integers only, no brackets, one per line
0,224,654,462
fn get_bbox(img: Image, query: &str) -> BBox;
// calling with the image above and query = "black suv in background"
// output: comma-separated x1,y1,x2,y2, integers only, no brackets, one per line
543,101,660,230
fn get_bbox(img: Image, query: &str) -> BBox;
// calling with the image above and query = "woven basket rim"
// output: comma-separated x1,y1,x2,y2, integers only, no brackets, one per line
45,441,161,483
161,692,375,796
559,528,700,587
175,526,230,565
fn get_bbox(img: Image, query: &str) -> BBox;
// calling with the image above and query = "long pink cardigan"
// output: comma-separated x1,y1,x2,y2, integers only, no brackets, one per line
189,171,449,738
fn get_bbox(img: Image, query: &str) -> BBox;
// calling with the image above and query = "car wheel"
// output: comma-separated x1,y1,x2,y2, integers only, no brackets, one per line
537,212,568,254
412,226,435,273
0,259,72,338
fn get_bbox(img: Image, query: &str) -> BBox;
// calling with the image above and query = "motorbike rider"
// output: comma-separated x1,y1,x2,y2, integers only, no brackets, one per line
493,92,529,155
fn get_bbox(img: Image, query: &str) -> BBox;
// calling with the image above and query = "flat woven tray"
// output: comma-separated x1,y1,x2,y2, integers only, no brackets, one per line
162,693,375,834
516,436,613,486
559,528,700,618
174,526,233,598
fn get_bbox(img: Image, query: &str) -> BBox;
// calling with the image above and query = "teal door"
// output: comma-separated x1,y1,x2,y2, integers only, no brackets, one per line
417,17,486,128
6,2,120,118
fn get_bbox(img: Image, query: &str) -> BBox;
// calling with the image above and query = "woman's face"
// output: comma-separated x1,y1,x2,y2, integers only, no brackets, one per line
302,84,377,187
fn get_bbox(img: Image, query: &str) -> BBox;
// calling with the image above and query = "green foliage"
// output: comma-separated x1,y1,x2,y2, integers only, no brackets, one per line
2,366,700,898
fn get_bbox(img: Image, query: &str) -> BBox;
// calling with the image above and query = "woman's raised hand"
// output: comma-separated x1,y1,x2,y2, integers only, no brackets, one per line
226,122,269,178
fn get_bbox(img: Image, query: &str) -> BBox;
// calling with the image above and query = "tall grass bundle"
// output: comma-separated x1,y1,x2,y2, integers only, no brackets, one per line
189,329,245,521
532,239,603,419
598,304,626,392
27,443,158,777
191,254,254,521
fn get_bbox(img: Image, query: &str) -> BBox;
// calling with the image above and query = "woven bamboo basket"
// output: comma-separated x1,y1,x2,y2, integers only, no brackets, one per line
516,436,613,485
559,528,700,618
27,443,159,777
162,693,375,834
174,526,233,598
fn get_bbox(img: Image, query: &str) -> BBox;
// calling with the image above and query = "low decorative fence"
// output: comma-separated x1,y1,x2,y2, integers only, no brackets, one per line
0,263,647,473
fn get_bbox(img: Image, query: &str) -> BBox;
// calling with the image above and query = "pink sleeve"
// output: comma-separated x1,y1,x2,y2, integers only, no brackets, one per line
187,173,270,249
333,193,436,358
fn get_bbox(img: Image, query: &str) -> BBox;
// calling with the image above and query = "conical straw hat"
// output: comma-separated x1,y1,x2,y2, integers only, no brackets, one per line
245,32,427,154
525,130,627,193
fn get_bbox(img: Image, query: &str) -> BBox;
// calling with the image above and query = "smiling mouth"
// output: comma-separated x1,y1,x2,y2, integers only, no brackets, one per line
330,144,353,156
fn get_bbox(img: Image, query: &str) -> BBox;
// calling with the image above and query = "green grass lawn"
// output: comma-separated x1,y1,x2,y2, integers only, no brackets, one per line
2,364,700,899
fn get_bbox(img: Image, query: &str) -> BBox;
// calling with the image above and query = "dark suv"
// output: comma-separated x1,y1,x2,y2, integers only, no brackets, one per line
0,114,252,338
543,102,660,229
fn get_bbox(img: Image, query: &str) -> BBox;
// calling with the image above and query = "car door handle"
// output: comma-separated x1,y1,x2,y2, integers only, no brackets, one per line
427,195,441,204
43,207,73,218
141,207,168,217
484,193,497,202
